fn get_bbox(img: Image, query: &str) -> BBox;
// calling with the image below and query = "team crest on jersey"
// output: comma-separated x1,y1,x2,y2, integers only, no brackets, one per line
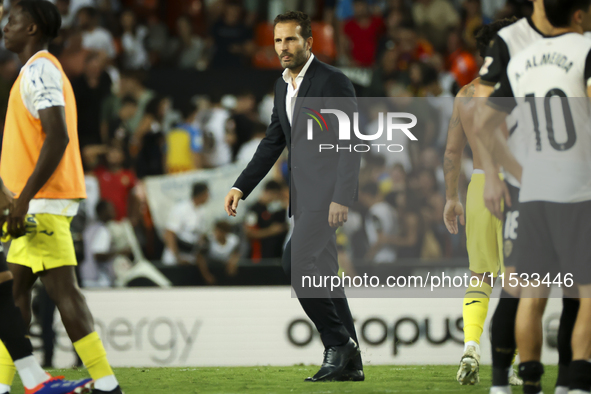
504,240,513,258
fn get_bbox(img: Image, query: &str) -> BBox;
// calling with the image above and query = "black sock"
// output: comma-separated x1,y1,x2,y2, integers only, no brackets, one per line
491,290,519,386
0,280,33,360
569,360,591,391
519,361,544,394
556,298,579,388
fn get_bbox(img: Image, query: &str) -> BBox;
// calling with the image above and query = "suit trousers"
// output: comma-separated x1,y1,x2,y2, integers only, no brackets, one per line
282,209,361,356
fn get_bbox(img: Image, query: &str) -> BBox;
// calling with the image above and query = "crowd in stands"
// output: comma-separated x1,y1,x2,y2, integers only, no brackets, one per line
0,0,535,287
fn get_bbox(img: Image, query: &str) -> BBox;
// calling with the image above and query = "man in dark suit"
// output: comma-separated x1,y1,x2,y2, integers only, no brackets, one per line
224,11,363,382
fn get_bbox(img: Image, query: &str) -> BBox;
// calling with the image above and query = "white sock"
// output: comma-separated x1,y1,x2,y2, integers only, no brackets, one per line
464,341,480,354
508,367,515,377
555,387,569,394
13,355,48,389
568,390,590,394
94,375,119,391
0,383,10,393
489,385,511,394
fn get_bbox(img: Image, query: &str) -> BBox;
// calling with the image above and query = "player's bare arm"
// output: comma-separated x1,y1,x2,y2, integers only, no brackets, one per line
443,87,467,235
7,106,69,237
474,102,517,220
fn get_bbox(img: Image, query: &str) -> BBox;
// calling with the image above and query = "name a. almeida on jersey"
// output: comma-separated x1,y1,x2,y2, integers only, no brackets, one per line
522,52,574,74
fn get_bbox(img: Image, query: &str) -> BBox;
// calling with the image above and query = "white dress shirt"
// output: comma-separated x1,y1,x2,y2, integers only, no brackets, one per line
283,53,315,126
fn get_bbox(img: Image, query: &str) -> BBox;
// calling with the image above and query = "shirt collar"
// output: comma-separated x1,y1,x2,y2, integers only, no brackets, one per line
282,53,315,85
20,50,50,73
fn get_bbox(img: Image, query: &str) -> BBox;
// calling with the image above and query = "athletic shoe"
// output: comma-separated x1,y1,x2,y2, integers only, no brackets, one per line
25,376,93,394
508,369,523,386
456,345,480,385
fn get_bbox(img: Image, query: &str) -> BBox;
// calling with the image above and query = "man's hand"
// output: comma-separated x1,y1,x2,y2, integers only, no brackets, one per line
224,189,243,217
443,198,465,234
7,198,30,238
328,202,348,228
484,175,510,220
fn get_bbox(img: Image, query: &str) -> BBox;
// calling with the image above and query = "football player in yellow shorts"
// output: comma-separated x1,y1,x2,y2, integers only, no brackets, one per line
443,19,521,387
0,2,121,393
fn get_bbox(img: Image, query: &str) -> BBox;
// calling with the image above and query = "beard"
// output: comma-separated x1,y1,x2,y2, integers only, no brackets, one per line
279,46,308,69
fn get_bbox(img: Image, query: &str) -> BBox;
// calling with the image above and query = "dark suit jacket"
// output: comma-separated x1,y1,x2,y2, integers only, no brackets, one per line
233,56,360,214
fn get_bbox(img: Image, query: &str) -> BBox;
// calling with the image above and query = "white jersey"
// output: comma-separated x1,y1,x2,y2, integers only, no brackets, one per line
490,33,591,203
480,17,544,187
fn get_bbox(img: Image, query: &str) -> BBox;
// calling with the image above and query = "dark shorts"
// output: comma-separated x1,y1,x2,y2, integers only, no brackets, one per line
502,182,521,268
514,200,591,285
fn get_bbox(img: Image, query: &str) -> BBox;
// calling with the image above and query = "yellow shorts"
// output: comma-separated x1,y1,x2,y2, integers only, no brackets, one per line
465,173,504,275
4,214,77,274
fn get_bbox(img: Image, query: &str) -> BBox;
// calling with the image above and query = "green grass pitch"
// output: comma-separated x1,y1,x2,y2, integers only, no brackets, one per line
11,365,558,393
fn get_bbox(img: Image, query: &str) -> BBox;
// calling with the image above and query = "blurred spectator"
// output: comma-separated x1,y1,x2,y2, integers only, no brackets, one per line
103,70,155,137
258,88,274,125
210,0,255,68
81,144,106,223
72,52,113,148
413,169,445,257
361,183,398,264
170,15,207,69
81,200,119,288
380,190,424,258
166,101,204,173
394,20,434,71
196,221,240,285
56,0,76,29
379,163,407,196
95,145,138,220
119,9,150,69
420,64,454,147
133,96,170,177
243,181,289,263
59,30,91,77
462,0,489,50
342,0,385,67
77,6,117,59
162,182,210,265
236,121,265,163
108,95,137,152
144,14,170,65
445,28,478,87
0,54,18,132
203,93,232,167
412,0,460,50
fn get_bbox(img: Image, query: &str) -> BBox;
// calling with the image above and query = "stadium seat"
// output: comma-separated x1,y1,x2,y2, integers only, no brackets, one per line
254,22,282,69
311,22,336,63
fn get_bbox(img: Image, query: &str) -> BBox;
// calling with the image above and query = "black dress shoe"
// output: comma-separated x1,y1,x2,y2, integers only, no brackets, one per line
305,338,360,382
336,368,365,381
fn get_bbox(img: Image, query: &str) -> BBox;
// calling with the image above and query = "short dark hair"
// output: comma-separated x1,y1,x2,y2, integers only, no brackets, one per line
178,101,197,120
544,0,591,28
474,17,518,58
121,95,138,107
78,6,98,19
264,180,283,192
18,0,62,41
273,11,312,40
192,182,208,198
421,64,439,86
214,220,233,233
